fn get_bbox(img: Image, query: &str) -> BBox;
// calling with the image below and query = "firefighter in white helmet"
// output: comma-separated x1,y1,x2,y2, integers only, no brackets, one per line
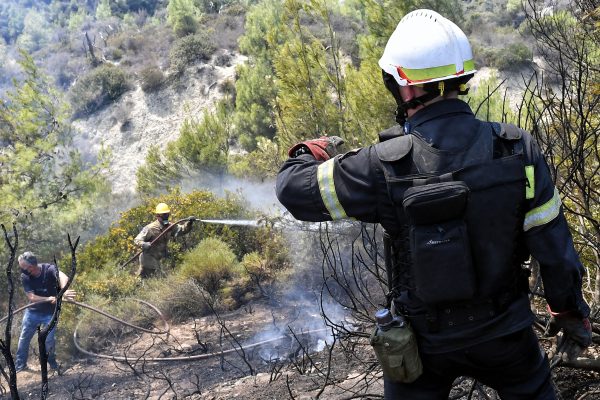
277,9,590,399
134,203,195,278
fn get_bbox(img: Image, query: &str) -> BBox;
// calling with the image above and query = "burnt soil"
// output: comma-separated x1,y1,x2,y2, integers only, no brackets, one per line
9,300,600,400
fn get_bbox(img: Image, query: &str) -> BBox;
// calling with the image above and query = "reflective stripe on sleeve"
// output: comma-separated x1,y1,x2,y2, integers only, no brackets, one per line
523,188,561,231
317,158,348,220
525,165,535,200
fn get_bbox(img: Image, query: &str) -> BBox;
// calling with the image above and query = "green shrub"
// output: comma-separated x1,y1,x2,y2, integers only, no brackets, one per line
76,264,139,299
108,48,123,61
72,295,160,352
177,237,239,295
169,33,216,73
492,43,532,71
140,66,166,92
141,275,212,322
70,64,131,115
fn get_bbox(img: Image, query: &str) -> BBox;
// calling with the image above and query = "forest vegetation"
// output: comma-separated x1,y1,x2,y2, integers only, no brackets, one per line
0,0,598,398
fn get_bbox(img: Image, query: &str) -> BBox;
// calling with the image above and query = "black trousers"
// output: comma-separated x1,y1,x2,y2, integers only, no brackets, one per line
384,327,556,400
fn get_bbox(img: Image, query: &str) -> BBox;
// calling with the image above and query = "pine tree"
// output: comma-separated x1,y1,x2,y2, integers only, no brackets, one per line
167,0,202,37
0,52,108,253
96,0,113,20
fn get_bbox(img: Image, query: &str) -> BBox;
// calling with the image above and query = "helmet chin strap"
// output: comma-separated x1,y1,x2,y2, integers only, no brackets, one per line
395,91,440,126
382,70,442,127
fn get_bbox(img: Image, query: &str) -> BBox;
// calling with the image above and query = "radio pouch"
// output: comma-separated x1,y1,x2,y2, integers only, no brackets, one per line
402,179,475,304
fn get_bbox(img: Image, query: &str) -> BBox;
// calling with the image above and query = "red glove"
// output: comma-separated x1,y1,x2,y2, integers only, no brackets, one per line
545,306,592,363
288,136,345,161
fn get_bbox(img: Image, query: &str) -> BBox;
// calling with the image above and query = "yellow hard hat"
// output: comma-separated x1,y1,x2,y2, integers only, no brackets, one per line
155,203,170,214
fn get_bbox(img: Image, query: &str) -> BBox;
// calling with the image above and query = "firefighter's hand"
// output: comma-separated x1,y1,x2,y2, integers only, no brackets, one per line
187,216,198,225
141,242,152,251
545,313,592,363
288,136,345,161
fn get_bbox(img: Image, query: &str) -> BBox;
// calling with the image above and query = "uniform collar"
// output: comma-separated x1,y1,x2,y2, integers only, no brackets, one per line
407,99,474,130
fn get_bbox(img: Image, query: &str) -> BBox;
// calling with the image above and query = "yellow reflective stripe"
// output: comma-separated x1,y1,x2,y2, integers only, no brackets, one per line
463,59,475,72
525,165,535,199
398,59,475,82
524,188,561,231
317,158,347,220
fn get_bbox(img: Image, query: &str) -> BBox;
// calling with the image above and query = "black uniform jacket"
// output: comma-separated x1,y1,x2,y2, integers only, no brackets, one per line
276,99,589,353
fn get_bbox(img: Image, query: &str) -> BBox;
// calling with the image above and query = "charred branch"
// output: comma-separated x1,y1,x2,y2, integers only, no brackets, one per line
38,234,79,399
0,224,19,400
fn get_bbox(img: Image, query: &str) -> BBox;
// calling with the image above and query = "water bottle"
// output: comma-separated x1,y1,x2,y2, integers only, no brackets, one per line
375,308,406,331
370,308,422,383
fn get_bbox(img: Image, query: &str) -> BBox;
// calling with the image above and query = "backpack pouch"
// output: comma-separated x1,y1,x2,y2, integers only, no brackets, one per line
403,181,476,304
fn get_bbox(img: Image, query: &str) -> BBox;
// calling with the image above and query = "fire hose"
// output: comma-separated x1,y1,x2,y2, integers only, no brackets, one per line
119,217,265,270
1,299,329,363
0,298,169,334
119,217,198,270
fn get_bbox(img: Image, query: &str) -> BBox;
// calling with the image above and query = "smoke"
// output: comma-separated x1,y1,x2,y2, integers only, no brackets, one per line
180,172,282,215
247,221,364,362
251,288,353,362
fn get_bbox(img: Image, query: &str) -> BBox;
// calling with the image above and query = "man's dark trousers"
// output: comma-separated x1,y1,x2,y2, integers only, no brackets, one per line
384,327,556,399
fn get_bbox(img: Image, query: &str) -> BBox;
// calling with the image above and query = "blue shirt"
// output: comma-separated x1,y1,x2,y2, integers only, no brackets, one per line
21,263,58,314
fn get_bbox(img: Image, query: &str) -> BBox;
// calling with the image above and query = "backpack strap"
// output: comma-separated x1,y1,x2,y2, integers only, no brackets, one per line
374,133,413,162
491,122,525,159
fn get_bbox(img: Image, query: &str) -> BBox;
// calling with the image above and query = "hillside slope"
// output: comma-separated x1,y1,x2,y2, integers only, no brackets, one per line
72,51,246,194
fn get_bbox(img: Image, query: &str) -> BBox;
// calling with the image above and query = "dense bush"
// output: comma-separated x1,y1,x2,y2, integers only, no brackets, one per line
476,42,533,72
70,64,131,116
71,189,255,296
140,65,166,92
169,32,216,73
492,43,533,71
177,237,240,295
141,275,212,322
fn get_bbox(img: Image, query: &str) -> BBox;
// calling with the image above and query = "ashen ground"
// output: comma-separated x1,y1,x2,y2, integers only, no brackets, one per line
11,301,599,399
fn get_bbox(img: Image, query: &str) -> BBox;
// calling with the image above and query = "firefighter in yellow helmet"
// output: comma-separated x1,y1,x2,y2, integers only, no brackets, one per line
134,203,195,278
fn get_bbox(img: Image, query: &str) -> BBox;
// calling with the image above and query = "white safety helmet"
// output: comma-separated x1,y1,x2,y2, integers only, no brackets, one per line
378,9,476,87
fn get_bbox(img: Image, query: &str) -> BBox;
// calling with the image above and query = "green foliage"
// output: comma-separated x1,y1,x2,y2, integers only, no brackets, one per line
0,52,108,254
233,61,277,150
77,264,139,299
359,0,463,43
167,0,203,36
139,65,166,92
109,0,163,16
240,225,290,295
466,73,516,123
228,137,284,178
141,275,212,321
271,0,347,148
478,43,532,71
169,32,216,73
231,0,286,151
343,34,396,147
70,64,131,116
67,8,88,31
96,0,113,20
15,9,51,53
73,189,252,282
238,0,287,59
506,0,522,15
136,101,231,195
177,237,240,295
494,43,532,71
0,3,26,44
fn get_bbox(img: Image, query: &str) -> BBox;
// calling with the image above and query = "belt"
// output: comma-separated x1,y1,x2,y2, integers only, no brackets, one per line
406,292,521,333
